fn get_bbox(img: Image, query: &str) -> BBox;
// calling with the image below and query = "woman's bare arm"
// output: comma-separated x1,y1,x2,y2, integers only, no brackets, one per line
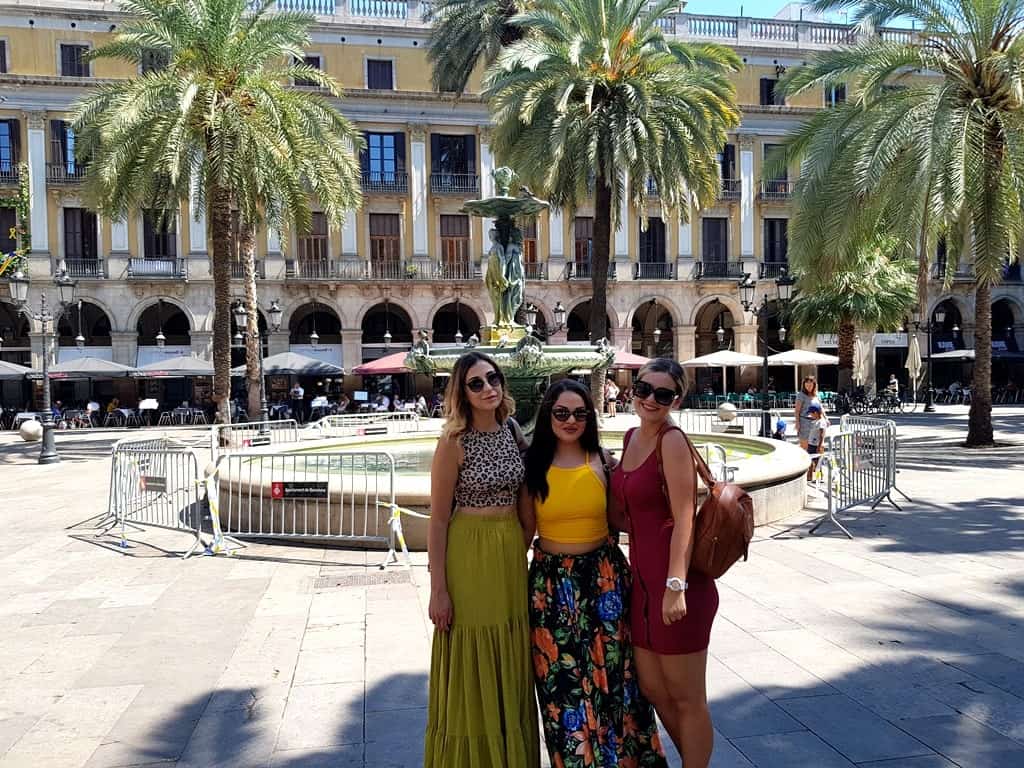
517,485,536,549
662,429,697,623
427,434,459,630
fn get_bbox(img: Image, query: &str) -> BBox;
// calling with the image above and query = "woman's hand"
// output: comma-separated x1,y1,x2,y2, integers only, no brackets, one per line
662,589,687,626
429,589,453,632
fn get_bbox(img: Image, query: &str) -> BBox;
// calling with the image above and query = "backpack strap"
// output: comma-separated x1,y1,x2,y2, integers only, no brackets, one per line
655,423,719,518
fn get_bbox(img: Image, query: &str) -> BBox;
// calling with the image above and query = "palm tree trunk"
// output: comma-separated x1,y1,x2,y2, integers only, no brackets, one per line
967,281,993,446
837,314,855,391
209,182,234,424
589,172,612,399
916,209,930,323
240,222,262,421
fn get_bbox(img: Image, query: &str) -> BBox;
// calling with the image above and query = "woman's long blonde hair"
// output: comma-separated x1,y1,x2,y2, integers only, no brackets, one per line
441,351,516,440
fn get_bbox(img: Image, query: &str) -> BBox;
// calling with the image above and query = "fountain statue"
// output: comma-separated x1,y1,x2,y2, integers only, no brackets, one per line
405,166,615,429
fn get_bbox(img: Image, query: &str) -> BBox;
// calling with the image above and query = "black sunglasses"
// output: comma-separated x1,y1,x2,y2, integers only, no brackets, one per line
551,406,590,423
633,379,678,406
466,370,503,393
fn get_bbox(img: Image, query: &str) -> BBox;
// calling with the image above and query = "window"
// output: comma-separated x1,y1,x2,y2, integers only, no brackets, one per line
825,83,846,106
763,218,788,264
141,49,169,74
369,213,401,263
49,120,78,173
431,134,475,175
440,215,469,265
522,219,538,265
0,41,7,74
702,218,728,262
143,211,177,259
718,143,735,180
0,208,15,254
759,77,782,106
63,208,97,262
60,44,89,77
361,132,405,178
763,143,787,183
638,217,666,263
298,212,328,263
574,217,593,265
294,55,322,87
0,120,18,174
366,59,394,90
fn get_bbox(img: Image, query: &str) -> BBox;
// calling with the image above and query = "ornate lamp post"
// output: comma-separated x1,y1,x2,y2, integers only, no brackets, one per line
232,299,283,425
739,269,795,436
911,305,945,412
8,268,78,464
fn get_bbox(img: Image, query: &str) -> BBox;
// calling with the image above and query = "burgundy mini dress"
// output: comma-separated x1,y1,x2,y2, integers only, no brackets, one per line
611,428,719,655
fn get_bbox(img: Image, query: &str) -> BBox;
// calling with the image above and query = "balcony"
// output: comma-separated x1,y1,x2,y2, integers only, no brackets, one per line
0,165,19,186
287,258,337,280
931,262,974,281
47,163,88,184
367,259,413,280
565,259,617,281
430,173,480,195
694,260,744,280
634,262,675,280
759,180,794,202
230,260,266,280
759,261,789,279
361,171,409,195
128,257,187,279
61,258,105,279
436,259,477,280
644,178,659,197
718,178,741,201
524,262,547,280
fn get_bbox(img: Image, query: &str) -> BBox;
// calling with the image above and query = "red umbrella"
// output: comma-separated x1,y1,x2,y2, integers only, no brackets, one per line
353,351,411,375
612,350,649,370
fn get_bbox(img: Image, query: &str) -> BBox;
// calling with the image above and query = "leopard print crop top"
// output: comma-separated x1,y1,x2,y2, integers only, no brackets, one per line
453,425,525,508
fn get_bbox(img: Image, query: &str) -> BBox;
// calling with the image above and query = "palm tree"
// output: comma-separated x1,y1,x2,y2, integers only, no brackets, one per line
485,0,740,392
73,0,362,423
788,235,917,390
777,0,1024,446
426,0,527,93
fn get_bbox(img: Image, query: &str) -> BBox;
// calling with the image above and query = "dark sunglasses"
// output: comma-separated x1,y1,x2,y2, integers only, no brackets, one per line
551,406,590,423
466,370,503,393
633,379,678,406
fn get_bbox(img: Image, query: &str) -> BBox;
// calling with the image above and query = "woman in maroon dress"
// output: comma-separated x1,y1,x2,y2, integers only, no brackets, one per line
611,358,718,768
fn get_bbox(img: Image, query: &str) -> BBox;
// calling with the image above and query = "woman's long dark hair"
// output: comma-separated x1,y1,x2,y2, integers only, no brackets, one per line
525,379,602,501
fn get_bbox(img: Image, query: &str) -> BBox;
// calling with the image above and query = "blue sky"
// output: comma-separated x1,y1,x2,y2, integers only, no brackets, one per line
682,0,854,23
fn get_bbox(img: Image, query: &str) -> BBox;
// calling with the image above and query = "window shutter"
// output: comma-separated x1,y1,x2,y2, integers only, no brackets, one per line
9,119,20,163
84,211,97,260
359,132,370,173
0,42,7,75
430,134,440,173
395,133,406,171
50,120,65,164
464,135,476,174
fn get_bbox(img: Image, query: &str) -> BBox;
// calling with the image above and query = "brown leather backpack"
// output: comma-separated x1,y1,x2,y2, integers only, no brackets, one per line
655,425,755,579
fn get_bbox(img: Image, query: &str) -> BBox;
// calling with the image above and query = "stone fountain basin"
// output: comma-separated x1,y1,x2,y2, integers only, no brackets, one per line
214,430,810,549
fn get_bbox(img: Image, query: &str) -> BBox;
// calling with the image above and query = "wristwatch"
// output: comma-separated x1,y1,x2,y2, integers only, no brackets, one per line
665,577,688,592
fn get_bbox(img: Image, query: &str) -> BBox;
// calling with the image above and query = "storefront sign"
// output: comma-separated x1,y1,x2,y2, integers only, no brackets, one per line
271,481,328,500
817,333,908,349
817,334,838,348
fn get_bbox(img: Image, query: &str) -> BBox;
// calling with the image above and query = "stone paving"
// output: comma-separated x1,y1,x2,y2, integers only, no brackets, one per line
0,406,1022,767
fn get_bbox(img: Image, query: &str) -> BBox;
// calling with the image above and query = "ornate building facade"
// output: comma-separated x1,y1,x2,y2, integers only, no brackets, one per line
0,0,1020,398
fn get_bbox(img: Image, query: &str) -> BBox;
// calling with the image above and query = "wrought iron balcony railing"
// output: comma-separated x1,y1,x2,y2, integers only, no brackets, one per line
430,173,480,195
361,171,409,195
759,180,794,201
718,178,741,201
128,257,187,279
634,262,675,280
694,260,744,280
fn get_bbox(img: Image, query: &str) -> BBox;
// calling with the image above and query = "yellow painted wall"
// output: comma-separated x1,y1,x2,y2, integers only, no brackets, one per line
0,28,134,78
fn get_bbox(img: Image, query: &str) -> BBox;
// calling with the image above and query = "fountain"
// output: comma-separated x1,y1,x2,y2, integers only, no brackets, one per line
403,167,614,429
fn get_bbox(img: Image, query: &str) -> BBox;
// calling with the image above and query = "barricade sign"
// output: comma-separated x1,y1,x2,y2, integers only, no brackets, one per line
211,419,299,459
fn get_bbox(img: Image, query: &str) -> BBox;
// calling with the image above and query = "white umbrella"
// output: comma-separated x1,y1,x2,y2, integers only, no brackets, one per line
853,336,871,385
905,333,923,393
682,350,762,395
767,349,840,391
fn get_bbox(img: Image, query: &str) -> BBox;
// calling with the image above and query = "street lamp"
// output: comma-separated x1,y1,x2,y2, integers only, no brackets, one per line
522,302,539,334
912,305,945,412
74,299,85,348
553,301,566,331
233,299,283,425
8,268,78,464
739,269,795,436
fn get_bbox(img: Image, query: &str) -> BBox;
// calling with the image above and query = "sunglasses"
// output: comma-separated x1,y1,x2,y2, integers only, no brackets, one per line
466,370,503,393
633,379,678,407
551,406,590,423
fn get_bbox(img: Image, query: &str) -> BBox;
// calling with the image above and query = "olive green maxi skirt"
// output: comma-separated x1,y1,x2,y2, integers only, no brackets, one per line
424,511,540,768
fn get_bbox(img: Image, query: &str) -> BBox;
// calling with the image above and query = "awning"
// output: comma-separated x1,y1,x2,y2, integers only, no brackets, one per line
353,351,411,376
231,351,345,377
0,360,31,381
929,348,1024,361
132,355,214,378
766,350,840,366
681,350,762,367
28,356,136,380
611,350,649,370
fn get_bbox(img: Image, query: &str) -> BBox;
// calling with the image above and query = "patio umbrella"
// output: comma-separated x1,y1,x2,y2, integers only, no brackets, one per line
132,355,214,378
28,356,136,379
767,349,840,391
853,336,871,385
905,334,923,392
929,348,1024,361
0,360,31,381
231,351,344,377
611,350,649,370
682,350,762,395
352,351,411,376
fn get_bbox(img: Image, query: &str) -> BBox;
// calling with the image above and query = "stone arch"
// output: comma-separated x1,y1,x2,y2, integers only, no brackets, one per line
136,299,193,346
623,294,684,329
565,296,620,328
430,299,483,344
289,301,343,345
426,296,486,332
361,301,414,347
280,299,349,333
127,297,197,338
566,298,616,342
353,295,419,330
630,298,676,358
992,294,1024,325
520,296,555,330
688,294,745,327
927,294,969,325
57,300,113,347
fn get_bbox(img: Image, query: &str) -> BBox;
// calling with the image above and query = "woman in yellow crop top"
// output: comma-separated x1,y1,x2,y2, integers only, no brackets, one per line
521,380,667,768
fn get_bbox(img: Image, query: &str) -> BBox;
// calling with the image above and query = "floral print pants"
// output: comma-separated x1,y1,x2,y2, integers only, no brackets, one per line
529,539,667,768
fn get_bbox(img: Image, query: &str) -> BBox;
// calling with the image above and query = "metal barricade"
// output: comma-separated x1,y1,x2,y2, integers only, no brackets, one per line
205,450,409,567
210,419,299,459
698,442,735,483
308,411,421,438
676,409,782,438
811,417,899,538
106,436,207,557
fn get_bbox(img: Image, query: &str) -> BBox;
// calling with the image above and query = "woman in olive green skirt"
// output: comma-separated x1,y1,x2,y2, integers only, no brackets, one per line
424,352,539,768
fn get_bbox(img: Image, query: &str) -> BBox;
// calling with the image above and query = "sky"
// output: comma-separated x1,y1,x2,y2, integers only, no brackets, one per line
682,0,855,24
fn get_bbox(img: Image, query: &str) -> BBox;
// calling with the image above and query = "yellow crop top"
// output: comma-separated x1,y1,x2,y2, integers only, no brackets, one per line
535,457,609,543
